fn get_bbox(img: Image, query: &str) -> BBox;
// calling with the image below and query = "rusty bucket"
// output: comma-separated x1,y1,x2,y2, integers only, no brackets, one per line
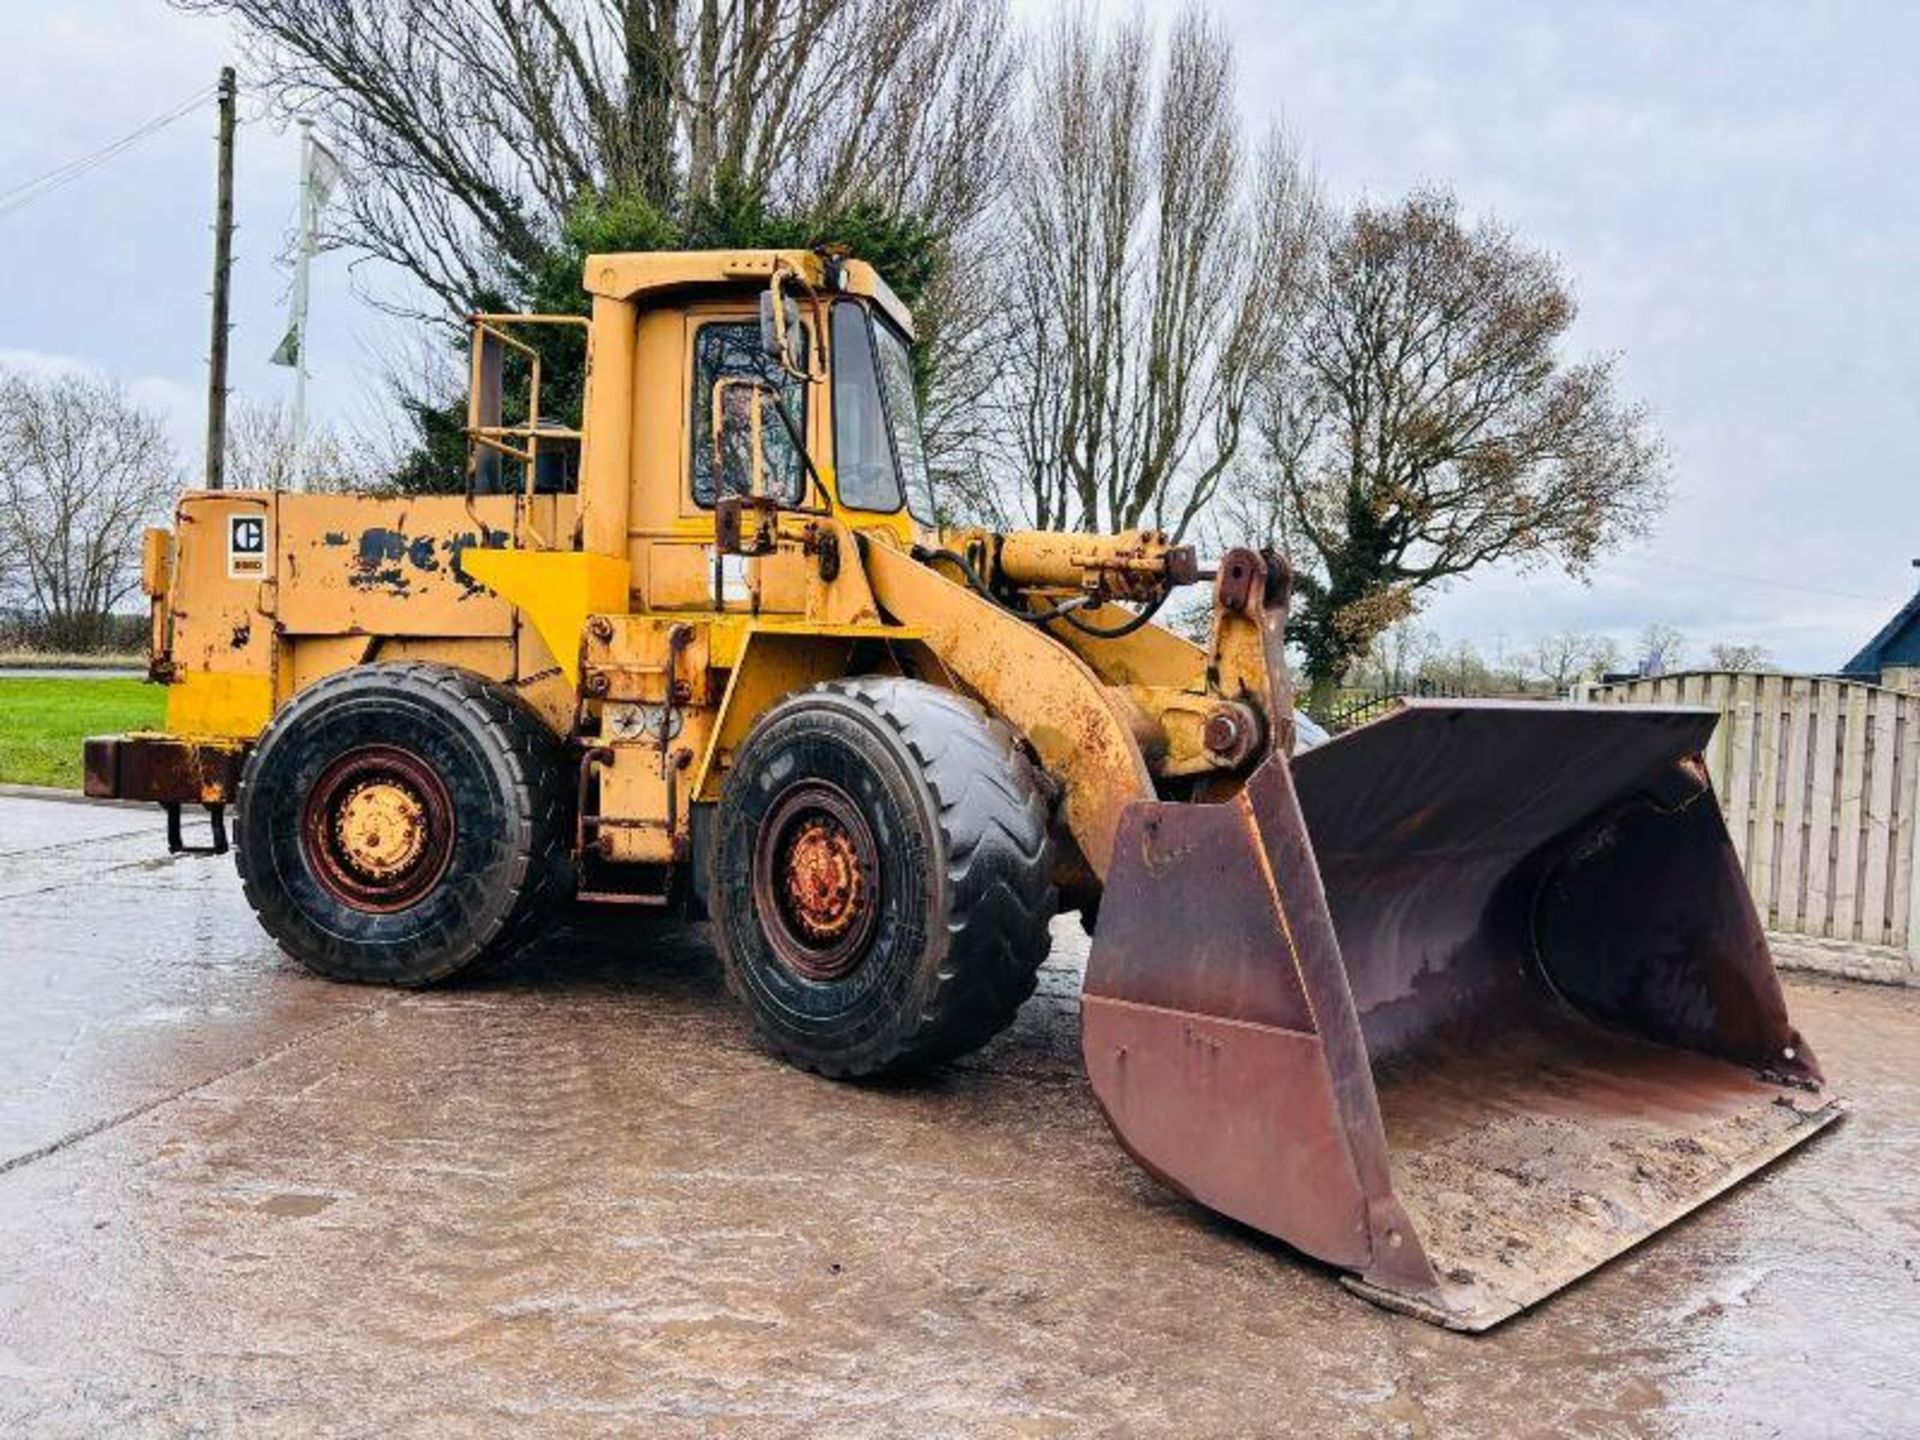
1083,701,1840,1330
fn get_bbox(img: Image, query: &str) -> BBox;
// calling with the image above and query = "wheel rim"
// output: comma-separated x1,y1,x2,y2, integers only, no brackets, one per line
300,744,455,912
752,780,881,981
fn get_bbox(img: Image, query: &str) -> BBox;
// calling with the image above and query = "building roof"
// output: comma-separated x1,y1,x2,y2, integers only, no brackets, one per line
1842,574,1920,678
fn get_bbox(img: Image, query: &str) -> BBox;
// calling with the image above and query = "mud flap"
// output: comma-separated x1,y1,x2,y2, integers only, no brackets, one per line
1083,702,1841,1330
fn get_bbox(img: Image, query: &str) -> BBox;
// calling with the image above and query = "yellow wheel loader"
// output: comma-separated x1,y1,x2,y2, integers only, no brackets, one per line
86,248,1838,1329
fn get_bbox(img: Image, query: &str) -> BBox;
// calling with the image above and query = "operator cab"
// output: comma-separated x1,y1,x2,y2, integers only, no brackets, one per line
464,250,934,556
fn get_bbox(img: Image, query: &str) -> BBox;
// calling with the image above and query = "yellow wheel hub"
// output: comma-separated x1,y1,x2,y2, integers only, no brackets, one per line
333,779,428,881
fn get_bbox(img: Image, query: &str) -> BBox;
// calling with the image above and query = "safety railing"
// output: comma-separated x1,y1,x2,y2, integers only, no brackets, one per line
466,313,589,550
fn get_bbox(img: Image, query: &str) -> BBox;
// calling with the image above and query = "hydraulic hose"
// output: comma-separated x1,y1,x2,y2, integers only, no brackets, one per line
1051,592,1169,640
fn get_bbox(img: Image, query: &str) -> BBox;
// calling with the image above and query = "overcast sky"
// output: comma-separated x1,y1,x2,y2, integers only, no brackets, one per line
0,1,1913,670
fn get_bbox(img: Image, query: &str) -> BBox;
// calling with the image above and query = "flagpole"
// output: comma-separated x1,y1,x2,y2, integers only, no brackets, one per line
288,120,314,492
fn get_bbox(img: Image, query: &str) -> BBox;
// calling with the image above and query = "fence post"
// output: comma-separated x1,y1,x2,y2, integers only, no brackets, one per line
1910,777,1920,961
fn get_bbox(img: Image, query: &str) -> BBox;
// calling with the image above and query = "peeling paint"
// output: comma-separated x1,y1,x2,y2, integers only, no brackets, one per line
355,567,411,595
357,528,406,568
448,529,511,598
351,528,415,596
335,524,511,599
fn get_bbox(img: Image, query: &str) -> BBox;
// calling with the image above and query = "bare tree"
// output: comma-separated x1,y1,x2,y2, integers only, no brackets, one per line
224,396,381,493
1236,188,1667,708
177,0,1016,316
1581,633,1623,682
1522,630,1622,691
1422,637,1506,695
223,395,302,491
958,7,1318,538
1706,640,1773,672
1350,619,1442,693
1638,623,1689,676
0,371,178,651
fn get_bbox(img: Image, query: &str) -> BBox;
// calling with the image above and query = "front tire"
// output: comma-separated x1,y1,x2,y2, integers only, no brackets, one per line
711,678,1056,1078
235,663,570,986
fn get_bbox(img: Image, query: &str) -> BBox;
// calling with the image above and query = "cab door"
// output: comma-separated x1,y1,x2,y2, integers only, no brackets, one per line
630,303,817,614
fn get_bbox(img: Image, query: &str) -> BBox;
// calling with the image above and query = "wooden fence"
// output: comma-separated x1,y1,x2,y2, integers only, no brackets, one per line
1584,671,1920,958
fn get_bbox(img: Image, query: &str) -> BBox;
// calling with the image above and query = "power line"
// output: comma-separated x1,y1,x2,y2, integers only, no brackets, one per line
1618,552,1897,606
0,85,218,223
0,86,216,209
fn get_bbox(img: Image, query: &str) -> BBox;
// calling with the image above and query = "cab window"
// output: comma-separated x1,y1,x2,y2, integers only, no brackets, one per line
872,317,937,524
690,321,807,506
830,301,903,511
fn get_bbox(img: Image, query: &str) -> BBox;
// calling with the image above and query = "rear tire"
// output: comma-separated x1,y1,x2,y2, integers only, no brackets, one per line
235,662,571,986
711,678,1057,1078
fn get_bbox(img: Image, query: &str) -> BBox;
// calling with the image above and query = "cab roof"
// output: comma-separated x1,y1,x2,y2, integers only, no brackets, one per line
582,249,916,340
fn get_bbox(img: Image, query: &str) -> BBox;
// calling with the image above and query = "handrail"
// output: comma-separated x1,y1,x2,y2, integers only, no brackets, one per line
464,313,591,551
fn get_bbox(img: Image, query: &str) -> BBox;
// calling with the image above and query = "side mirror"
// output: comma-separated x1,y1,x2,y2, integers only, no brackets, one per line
711,376,769,499
759,291,806,375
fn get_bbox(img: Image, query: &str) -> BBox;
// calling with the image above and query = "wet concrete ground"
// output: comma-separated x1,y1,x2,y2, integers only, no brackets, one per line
0,791,1914,1437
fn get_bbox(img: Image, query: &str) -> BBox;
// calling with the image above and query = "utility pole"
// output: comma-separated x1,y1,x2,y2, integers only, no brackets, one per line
204,66,237,490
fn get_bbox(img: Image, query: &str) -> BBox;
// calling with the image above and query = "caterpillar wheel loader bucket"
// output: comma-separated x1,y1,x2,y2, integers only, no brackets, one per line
1085,690,1841,1331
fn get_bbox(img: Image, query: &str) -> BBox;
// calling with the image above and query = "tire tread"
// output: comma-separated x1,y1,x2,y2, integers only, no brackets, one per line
724,676,1056,1077
235,662,570,986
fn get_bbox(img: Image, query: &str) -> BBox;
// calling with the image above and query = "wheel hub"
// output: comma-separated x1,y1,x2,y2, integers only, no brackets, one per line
753,782,880,981
301,745,455,912
333,778,429,881
782,816,866,942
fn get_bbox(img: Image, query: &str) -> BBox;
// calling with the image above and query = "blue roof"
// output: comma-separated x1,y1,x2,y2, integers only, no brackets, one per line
1842,585,1920,678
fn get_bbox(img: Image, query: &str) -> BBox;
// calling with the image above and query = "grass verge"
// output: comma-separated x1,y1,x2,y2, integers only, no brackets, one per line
0,678,166,788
